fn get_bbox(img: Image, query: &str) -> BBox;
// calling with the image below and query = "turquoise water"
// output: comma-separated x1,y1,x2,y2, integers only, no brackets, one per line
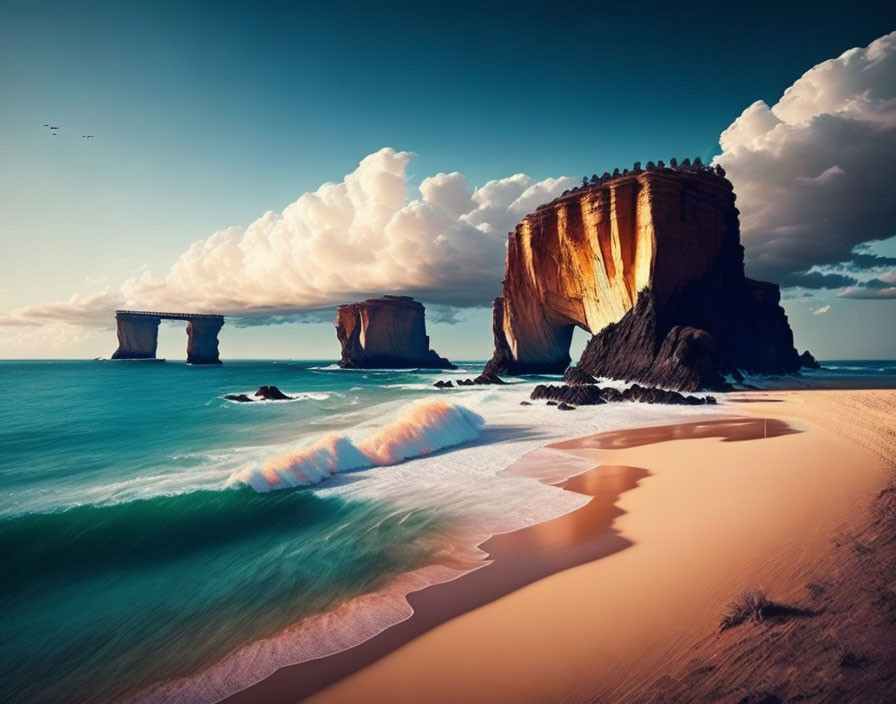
0,360,477,704
2,358,894,703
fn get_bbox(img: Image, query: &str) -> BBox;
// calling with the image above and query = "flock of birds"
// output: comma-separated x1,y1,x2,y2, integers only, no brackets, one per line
43,124,93,138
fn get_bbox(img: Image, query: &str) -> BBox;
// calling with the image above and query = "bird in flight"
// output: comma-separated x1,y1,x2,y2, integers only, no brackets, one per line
82,135,94,139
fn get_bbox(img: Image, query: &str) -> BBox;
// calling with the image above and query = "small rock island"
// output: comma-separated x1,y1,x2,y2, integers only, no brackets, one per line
484,160,807,391
336,295,456,369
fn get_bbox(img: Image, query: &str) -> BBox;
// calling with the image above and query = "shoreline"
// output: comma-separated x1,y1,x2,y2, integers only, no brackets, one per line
223,414,800,704
303,389,895,703
223,447,662,702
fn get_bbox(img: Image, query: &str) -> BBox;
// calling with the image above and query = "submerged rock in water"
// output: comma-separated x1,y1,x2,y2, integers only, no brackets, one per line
452,372,507,386
254,385,292,401
433,380,455,388
225,393,255,403
473,372,506,385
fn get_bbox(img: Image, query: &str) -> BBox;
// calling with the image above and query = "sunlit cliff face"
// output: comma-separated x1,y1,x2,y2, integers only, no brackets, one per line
495,169,736,372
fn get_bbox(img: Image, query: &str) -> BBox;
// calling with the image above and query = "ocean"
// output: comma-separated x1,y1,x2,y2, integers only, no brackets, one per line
1,359,893,703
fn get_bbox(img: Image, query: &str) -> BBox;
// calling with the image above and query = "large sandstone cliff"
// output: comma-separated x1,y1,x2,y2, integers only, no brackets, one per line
336,295,455,369
484,164,801,390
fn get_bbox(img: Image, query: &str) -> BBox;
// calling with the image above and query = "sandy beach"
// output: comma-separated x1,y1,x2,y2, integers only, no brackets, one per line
274,389,896,704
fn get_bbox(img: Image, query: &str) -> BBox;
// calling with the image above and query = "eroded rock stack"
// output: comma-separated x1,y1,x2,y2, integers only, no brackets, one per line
336,295,456,369
484,163,802,390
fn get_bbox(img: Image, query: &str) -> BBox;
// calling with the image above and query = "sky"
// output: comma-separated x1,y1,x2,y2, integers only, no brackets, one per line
1,1,895,360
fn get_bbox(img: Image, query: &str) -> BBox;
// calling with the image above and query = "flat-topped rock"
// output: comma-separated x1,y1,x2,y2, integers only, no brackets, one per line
336,295,455,370
484,163,804,390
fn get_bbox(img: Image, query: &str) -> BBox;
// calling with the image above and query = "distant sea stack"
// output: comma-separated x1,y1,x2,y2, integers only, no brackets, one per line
111,310,224,364
336,295,456,369
484,161,802,390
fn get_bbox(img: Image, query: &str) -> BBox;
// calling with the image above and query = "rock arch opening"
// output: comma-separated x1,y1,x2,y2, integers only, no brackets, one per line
111,311,224,364
484,164,802,390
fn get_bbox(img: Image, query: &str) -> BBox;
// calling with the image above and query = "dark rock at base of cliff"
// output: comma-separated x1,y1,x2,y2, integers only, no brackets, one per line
557,402,575,410
532,384,606,406
563,366,597,385
598,387,626,403
531,382,715,407
799,350,821,369
254,385,292,401
225,394,255,403
520,401,532,406
574,283,801,392
624,383,715,405
434,380,454,388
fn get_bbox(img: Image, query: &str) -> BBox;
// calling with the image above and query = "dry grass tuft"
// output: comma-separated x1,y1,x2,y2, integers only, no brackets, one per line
720,588,817,631
721,588,770,630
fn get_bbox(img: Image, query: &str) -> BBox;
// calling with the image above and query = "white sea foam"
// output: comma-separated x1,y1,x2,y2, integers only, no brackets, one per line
227,400,485,491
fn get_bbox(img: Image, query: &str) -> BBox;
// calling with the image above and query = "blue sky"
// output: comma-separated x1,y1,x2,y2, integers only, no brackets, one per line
1,1,894,360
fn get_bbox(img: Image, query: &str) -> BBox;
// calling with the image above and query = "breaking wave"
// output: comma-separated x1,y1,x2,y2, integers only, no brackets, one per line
228,400,485,492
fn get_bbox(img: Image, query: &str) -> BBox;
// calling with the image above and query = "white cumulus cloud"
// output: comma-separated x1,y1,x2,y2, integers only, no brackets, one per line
714,31,896,290
0,149,576,328
812,305,831,315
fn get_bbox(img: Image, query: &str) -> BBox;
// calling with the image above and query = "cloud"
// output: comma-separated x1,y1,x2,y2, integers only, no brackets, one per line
0,149,576,328
0,289,124,329
839,267,896,299
714,31,896,291
812,305,831,315
777,270,858,290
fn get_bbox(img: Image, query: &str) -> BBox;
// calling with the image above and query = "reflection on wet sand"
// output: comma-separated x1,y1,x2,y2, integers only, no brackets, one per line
226,415,798,704
551,417,799,452
225,461,649,704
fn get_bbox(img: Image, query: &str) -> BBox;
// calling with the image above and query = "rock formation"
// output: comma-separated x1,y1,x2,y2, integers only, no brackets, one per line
336,296,455,369
112,310,224,364
225,393,255,403
799,350,821,369
444,372,507,387
111,313,161,360
530,382,716,406
186,317,224,365
254,385,291,400
225,386,292,402
484,163,802,390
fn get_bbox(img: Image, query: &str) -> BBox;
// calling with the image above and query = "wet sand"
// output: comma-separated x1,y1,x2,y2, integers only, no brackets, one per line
226,417,799,703
224,457,652,703
307,390,895,704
